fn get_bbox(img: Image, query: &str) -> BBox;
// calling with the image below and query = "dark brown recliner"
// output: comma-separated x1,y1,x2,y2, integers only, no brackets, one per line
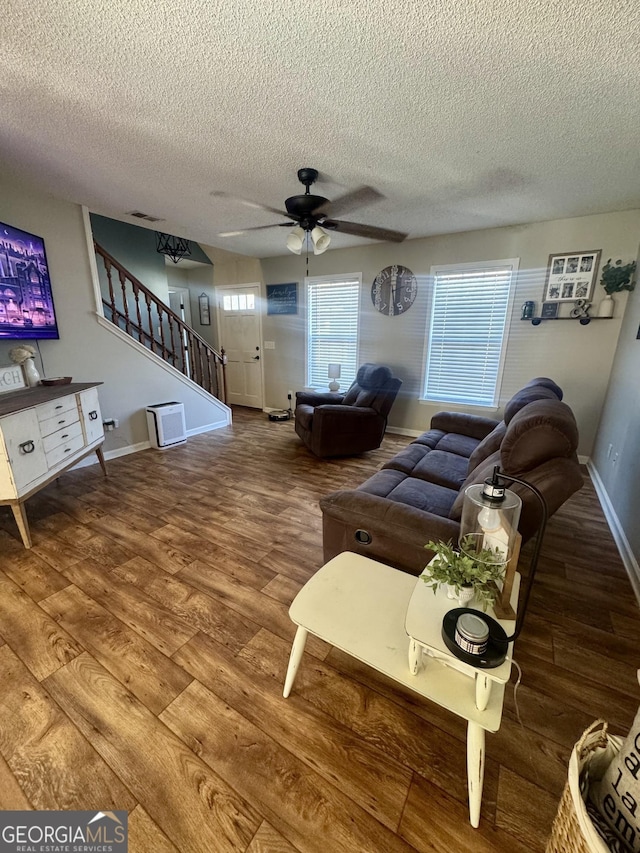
295,363,402,458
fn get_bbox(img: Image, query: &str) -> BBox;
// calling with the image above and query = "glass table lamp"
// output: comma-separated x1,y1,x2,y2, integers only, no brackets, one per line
442,466,548,667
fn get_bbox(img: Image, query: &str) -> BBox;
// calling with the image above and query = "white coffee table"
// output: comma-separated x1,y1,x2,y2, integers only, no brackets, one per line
283,551,518,827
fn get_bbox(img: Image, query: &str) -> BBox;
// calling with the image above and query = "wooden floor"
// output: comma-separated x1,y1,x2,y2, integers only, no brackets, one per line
0,407,638,852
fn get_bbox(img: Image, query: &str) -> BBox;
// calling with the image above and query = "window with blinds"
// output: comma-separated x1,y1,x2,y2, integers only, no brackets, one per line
306,274,361,390
423,260,518,407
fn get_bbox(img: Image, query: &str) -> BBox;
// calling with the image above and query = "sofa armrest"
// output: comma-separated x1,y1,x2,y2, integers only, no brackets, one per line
320,490,461,576
295,391,344,407
314,404,381,423
430,411,500,440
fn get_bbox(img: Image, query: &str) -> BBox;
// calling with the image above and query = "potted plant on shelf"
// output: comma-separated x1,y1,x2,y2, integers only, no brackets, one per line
598,258,637,317
422,537,507,610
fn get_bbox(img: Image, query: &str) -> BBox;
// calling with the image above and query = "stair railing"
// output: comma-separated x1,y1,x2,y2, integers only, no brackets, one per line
94,242,226,403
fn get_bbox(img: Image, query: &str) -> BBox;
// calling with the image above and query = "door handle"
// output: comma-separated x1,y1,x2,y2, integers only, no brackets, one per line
19,440,35,454
252,355,260,360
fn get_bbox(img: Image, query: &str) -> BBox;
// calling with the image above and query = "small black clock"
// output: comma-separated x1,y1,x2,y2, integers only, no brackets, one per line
371,265,417,316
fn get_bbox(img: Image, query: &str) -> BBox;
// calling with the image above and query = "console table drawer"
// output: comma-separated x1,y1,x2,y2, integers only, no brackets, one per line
36,395,77,424
45,433,85,469
39,409,80,439
42,420,84,454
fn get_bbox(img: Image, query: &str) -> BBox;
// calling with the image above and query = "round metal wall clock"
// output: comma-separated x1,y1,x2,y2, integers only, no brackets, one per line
371,265,418,316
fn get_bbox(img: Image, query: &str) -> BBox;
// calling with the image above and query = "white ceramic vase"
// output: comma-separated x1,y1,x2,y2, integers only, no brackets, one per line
23,357,41,387
446,583,475,606
457,585,475,607
597,294,614,318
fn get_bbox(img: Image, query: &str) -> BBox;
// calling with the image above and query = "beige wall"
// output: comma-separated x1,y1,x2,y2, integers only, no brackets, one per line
591,242,640,564
261,210,640,455
0,175,229,454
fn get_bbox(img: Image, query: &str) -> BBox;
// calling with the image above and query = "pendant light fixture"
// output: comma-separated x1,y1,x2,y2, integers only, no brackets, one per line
156,232,192,264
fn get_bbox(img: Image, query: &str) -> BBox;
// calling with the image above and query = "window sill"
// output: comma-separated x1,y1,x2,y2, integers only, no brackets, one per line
419,398,499,412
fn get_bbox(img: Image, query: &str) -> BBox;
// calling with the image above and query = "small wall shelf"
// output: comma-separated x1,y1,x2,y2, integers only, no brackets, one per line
523,317,613,326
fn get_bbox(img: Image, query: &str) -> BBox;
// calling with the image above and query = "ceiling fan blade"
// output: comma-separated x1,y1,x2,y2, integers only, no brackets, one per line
211,190,287,218
323,219,408,243
313,186,384,219
218,223,285,237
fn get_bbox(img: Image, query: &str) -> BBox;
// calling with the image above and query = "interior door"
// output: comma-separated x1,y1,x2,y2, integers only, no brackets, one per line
216,284,264,408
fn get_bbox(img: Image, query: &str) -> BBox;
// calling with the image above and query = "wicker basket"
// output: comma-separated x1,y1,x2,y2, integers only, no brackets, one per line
546,720,624,853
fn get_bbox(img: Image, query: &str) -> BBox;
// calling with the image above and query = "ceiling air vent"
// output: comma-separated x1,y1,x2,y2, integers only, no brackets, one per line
126,211,164,222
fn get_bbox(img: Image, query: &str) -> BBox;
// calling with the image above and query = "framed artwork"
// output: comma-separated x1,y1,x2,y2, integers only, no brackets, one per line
267,283,298,315
543,250,601,303
541,301,559,319
198,293,211,325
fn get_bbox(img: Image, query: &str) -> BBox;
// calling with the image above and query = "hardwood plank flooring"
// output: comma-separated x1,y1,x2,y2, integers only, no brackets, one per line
0,405,638,852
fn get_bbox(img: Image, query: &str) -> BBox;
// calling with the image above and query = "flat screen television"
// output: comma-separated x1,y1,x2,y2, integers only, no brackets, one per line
0,220,59,340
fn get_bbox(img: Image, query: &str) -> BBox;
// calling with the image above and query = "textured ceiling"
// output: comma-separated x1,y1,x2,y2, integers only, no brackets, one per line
1,0,639,257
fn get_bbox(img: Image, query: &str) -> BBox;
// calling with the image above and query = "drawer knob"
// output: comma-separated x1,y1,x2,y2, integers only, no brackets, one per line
55,405,63,410
58,419,66,424
89,411,98,420
19,440,35,454
61,433,69,439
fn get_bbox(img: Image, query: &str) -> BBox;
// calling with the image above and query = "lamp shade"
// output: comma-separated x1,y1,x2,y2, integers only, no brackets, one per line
311,226,331,255
327,363,341,392
458,483,522,565
286,226,305,255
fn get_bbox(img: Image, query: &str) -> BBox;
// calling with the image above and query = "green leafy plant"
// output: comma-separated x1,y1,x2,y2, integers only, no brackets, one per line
600,259,637,295
422,537,507,610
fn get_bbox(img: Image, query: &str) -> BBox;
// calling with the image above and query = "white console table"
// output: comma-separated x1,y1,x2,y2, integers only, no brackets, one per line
0,382,106,548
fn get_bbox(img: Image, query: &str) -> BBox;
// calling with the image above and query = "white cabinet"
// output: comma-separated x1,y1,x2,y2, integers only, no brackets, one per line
0,409,48,494
0,382,106,548
79,387,103,445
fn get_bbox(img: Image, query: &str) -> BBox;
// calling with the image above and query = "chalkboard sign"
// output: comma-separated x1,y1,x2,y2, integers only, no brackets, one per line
267,283,298,315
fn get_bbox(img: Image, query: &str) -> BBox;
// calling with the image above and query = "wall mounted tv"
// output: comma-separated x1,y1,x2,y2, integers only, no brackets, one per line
0,220,59,340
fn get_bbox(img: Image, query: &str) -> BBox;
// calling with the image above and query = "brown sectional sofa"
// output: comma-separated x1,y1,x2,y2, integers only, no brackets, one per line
320,378,584,576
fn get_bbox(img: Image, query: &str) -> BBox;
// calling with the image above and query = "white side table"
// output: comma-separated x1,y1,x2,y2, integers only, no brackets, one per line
405,571,518,826
283,552,518,827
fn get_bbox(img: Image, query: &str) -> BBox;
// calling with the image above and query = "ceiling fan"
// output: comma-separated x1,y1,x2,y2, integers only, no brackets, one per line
215,168,408,255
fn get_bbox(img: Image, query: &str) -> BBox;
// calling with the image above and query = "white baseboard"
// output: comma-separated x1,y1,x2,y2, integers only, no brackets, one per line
587,460,640,603
70,440,151,469
187,419,231,437
386,426,422,438
71,417,232,470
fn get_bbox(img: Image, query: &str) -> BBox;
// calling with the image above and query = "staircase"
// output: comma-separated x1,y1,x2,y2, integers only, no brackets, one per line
94,242,226,402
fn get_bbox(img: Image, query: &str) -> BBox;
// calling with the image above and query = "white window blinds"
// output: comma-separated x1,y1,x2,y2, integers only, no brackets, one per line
424,261,517,407
306,275,360,389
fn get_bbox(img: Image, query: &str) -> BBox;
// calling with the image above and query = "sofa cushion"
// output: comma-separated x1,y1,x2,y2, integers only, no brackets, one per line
521,377,563,399
430,411,500,440
436,433,480,458
450,399,580,522
467,421,507,473
343,364,393,407
449,450,502,520
383,444,432,474
501,399,579,472
410,450,469,490
358,468,407,498
411,429,446,449
387,477,459,516
504,385,562,424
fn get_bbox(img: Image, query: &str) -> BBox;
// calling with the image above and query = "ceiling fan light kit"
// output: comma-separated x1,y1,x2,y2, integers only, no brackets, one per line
310,225,330,255
286,225,305,254
216,167,408,254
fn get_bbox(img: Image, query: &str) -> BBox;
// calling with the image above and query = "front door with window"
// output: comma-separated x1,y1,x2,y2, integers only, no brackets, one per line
216,284,263,408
